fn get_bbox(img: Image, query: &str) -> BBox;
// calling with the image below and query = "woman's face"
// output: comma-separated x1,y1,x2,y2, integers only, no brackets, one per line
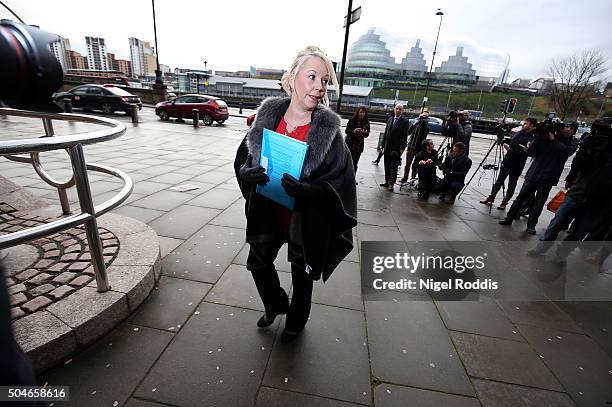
290,57,329,111
358,109,366,120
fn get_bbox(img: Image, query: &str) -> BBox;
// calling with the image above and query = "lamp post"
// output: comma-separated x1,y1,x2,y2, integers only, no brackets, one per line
446,90,453,111
336,0,361,113
421,8,444,113
527,92,536,116
202,60,210,95
151,0,163,85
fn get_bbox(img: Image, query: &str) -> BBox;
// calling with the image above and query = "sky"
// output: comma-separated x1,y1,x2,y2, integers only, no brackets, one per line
3,0,611,81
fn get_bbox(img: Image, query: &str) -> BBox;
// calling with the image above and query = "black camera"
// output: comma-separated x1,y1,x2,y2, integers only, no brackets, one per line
534,112,565,139
0,19,63,110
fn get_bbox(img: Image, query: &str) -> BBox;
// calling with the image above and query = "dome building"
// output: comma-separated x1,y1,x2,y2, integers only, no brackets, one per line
345,28,396,87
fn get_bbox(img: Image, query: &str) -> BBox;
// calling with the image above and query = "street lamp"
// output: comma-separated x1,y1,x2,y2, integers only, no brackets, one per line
151,0,163,85
446,90,453,111
336,0,362,113
202,60,210,95
421,8,444,113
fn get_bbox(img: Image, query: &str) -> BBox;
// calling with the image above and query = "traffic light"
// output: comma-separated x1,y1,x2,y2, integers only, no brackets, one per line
500,99,509,113
507,98,518,113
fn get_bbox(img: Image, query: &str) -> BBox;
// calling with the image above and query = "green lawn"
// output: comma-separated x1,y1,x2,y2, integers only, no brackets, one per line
372,88,608,123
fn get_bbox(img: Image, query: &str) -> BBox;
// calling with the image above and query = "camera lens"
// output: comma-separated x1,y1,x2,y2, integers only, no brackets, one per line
0,19,63,110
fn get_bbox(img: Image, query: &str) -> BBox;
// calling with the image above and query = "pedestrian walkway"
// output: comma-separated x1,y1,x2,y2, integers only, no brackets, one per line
1,109,611,406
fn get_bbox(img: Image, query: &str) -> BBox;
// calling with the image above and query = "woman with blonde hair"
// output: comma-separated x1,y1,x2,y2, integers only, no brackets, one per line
234,46,357,343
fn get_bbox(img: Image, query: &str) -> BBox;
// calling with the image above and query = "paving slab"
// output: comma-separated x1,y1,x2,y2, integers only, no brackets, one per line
185,187,242,209
555,301,612,357
124,399,170,407
435,297,525,341
357,224,404,241
205,263,292,311
130,190,194,211
496,301,583,333
263,303,371,405
148,204,221,239
374,383,480,407
134,302,277,407
255,387,363,407
161,224,244,283
312,261,363,311
365,299,474,396
472,379,576,407
111,205,164,224
157,236,184,258
129,276,212,331
40,324,173,407
357,209,397,227
450,331,564,391
396,223,446,241
209,200,247,229
517,323,612,407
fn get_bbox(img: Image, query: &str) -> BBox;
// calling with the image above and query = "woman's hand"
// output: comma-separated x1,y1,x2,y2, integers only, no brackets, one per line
239,154,269,185
281,173,311,199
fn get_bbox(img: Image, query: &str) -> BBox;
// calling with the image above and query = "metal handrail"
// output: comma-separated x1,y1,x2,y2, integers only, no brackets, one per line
0,108,132,292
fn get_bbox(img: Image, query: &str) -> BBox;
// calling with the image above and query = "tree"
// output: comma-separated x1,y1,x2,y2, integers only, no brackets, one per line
547,49,608,120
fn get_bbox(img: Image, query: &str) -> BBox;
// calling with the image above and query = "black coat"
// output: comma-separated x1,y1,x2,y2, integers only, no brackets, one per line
407,121,430,153
441,153,472,184
382,116,409,154
524,135,578,185
345,117,370,153
234,97,357,282
412,149,438,175
501,130,535,175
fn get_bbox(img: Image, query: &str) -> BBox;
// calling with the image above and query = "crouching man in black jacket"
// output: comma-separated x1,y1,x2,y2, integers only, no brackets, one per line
412,138,438,199
499,122,578,235
433,142,472,204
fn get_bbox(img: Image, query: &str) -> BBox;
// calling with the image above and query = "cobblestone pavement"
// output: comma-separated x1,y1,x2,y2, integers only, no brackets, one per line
1,107,611,407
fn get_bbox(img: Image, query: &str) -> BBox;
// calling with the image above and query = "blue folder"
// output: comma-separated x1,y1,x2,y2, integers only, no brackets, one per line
256,128,308,210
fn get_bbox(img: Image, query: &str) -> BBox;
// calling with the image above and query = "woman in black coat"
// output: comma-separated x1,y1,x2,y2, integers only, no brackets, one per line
345,106,370,176
234,46,357,343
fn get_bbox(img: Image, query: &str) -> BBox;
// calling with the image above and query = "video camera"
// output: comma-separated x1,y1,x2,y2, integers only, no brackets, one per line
493,122,514,143
534,112,566,140
0,19,63,110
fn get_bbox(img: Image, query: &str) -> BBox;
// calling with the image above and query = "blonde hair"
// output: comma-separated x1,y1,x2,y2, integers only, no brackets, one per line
280,46,339,106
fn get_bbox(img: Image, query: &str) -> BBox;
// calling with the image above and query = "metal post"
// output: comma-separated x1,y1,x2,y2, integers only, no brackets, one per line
597,98,606,118
422,9,444,113
130,104,139,124
192,109,200,127
42,118,54,137
68,144,110,292
412,83,418,106
527,93,536,116
151,0,163,85
336,0,354,113
63,98,73,113
446,90,452,111
239,101,243,115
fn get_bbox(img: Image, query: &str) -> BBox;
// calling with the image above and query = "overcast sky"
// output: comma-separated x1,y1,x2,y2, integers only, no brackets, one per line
4,0,611,80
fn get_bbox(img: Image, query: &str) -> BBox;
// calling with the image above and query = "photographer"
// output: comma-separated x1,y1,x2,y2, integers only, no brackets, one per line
433,142,472,204
412,139,438,199
499,121,579,234
399,112,430,183
442,110,460,147
457,111,473,157
530,120,612,260
481,118,537,209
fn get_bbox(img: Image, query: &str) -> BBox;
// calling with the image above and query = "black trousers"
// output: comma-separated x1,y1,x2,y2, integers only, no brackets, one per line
505,180,553,229
246,239,313,332
350,150,362,174
383,152,401,185
401,148,417,180
433,176,463,198
489,165,520,202
416,168,436,193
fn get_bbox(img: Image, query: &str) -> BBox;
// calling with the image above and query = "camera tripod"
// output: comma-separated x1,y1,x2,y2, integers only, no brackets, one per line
457,129,509,214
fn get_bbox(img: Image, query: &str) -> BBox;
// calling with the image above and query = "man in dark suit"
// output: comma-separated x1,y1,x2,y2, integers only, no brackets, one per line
380,103,410,192
434,142,472,204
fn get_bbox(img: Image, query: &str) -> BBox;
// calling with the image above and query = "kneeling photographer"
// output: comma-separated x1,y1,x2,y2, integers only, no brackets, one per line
433,142,472,204
412,139,438,200
499,118,578,234
481,118,537,209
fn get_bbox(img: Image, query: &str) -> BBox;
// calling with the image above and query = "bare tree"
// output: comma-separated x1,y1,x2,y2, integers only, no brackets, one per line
547,49,608,120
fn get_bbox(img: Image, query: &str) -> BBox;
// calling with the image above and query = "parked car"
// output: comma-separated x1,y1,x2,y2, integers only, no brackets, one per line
408,116,443,133
155,94,229,125
53,84,142,114
247,113,256,127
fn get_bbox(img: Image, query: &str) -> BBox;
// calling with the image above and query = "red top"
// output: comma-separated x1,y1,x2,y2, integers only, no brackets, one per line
273,117,310,235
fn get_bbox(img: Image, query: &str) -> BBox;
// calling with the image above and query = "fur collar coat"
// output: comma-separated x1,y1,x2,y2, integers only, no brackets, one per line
234,97,357,281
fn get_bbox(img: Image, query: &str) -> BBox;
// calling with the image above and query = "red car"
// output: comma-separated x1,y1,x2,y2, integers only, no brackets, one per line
155,94,229,125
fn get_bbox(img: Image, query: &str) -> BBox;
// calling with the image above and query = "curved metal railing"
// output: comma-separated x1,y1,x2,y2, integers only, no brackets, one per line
0,108,133,292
